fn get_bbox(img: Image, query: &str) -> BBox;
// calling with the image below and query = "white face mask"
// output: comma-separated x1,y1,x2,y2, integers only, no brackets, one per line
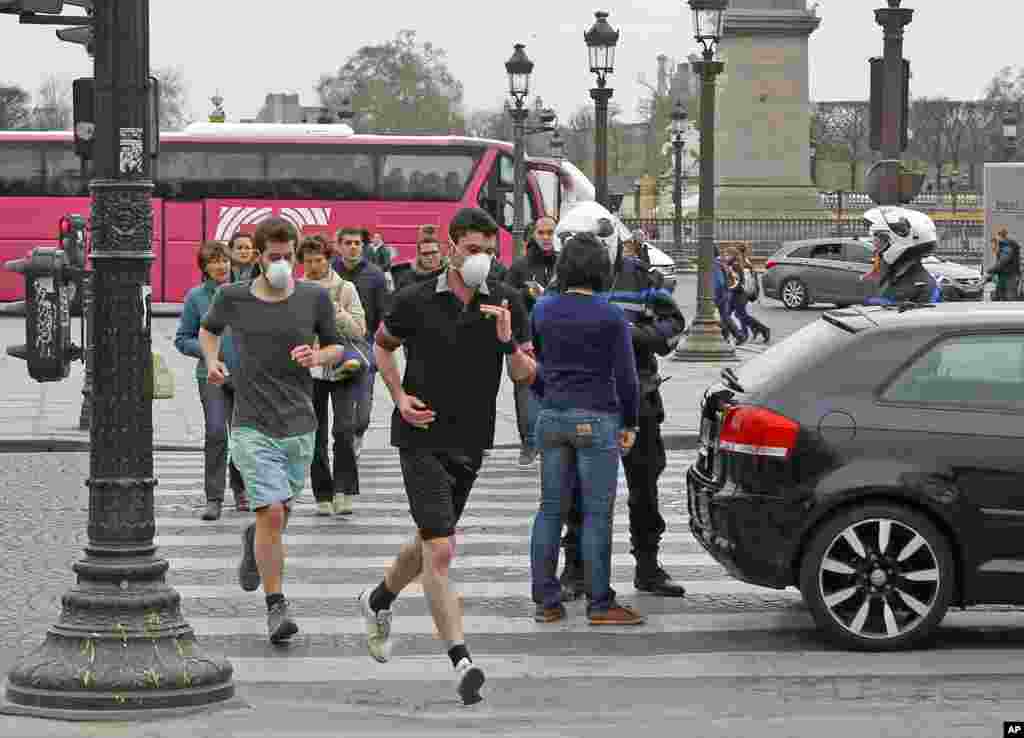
265,259,292,290
458,253,491,289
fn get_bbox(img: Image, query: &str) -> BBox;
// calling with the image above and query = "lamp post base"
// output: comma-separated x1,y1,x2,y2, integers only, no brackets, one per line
673,313,738,362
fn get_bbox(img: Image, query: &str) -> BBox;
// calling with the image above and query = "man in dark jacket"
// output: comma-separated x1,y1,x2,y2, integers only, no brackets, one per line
333,227,391,455
394,229,446,292
504,216,558,464
986,226,1021,301
560,254,689,599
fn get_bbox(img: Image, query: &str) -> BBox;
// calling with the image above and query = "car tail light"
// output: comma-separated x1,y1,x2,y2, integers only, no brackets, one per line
764,260,777,270
718,406,799,459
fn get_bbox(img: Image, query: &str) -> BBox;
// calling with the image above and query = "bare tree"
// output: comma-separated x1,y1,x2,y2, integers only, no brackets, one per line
816,101,871,190
153,66,190,130
909,97,955,188
31,75,72,130
0,84,31,129
960,102,998,188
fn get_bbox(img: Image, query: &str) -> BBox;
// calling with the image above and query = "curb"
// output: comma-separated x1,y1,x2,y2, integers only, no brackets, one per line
0,434,702,454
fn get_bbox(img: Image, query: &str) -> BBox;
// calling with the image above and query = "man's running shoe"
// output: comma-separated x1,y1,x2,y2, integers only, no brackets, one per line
267,599,298,644
454,658,485,705
358,589,393,663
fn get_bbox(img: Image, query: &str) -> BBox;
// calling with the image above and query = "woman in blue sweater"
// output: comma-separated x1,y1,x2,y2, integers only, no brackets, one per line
529,234,644,626
174,241,247,520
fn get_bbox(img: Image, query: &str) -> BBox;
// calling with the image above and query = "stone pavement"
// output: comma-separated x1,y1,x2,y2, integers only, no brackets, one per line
0,315,762,452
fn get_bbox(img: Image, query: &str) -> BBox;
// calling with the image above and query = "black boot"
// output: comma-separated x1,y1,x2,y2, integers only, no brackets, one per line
201,500,222,521
633,551,686,598
559,527,586,601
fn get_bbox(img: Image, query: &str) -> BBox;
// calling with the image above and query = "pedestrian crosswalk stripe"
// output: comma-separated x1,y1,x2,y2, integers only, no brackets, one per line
153,515,691,530
181,609,1021,638
168,553,721,570
223,648,1024,684
172,579,788,600
157,533,699,547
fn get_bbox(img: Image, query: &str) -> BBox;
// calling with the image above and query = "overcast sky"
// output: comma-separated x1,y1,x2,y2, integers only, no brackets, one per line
0,0,1014,125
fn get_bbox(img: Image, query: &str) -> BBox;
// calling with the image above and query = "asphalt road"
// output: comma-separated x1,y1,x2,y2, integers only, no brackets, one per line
671,272,824,343
2,449,1024,737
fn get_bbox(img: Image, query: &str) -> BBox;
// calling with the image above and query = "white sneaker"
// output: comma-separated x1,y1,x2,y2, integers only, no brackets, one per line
333,495,353,516
316,501,333,516
358,589,392,663
454,658,485,705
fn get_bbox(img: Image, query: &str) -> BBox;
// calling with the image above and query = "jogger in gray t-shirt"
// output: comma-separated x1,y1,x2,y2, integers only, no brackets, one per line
199,217,343,645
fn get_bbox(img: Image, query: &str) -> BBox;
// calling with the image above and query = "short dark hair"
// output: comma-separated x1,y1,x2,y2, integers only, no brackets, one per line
197,240,230,274
298,234,331,261
557,233,611,292
228,231,253,250
253,217,298,253
336,227,364,242
417,224,440,249
449,207,498,244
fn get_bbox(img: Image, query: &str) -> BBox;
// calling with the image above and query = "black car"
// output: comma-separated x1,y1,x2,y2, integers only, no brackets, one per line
687,303,1024,651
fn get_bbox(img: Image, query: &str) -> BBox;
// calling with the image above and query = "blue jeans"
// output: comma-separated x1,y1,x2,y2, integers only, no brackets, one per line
354,367,376,438
513,380,540,449
530,408,621,613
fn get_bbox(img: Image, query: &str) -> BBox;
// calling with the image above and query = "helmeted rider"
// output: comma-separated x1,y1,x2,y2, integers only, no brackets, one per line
861,206,941,305
545,201,689,600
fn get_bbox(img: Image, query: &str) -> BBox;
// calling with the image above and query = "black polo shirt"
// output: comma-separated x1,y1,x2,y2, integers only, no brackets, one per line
384,270,529,450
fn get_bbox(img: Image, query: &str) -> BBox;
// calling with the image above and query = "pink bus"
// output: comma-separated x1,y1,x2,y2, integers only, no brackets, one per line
0,123,594,302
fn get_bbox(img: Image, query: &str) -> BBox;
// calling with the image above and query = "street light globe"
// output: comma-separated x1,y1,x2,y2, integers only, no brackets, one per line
584,11,619,85
505,44,534,105
688,0,729,50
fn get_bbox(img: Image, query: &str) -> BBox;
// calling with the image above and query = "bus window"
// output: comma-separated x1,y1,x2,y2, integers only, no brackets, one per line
379,153,476,201
0,144,43,196
44,145,89,196
158,149,267,199
267,151,374,200
532,169,560,218
487,153,535,232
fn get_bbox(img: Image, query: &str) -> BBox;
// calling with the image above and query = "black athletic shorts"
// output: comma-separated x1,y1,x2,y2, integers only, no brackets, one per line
398,448,485,540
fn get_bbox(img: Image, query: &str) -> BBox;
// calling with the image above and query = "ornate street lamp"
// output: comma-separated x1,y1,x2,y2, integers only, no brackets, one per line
584,10,619,209
671,99,688,255
549,128,566,217
674,0,737,362
505,43,534,255
1004,105,1018,161
4,0,233,715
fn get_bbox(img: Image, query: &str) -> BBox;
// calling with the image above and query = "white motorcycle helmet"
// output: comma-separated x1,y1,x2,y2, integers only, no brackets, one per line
863,206,938,265
553,200,629,263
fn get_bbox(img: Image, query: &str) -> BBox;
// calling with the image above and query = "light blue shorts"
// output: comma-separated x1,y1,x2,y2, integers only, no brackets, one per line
230,426,315,510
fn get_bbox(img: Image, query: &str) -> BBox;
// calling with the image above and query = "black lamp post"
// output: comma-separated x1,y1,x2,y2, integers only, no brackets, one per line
550,128,566,217
505,43,534,256
674,0,736,362
584,10,619,210
5,0,234,716
1004,105,1018,161
671,99,688,256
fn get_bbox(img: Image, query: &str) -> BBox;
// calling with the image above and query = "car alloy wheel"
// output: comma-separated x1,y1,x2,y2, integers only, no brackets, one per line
781,278,808,310
799,503,953,651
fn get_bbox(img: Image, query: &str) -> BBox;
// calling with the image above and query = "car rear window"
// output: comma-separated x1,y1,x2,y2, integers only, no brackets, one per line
735,319,856,392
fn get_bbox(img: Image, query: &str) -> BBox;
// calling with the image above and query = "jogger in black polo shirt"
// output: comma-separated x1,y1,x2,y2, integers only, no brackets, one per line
361,208,534,706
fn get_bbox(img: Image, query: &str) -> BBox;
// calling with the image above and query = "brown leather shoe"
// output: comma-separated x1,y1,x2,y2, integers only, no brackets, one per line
588,603,646,626
534,604,566,623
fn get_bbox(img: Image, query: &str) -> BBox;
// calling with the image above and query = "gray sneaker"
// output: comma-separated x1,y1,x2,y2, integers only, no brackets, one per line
267,599,298,644
238,523,260,592
358,589,393,663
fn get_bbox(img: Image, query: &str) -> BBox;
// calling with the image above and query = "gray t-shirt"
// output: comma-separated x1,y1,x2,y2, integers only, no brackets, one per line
201,281,339,438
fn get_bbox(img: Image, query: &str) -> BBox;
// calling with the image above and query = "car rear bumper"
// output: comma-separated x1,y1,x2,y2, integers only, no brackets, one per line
686,465,798,590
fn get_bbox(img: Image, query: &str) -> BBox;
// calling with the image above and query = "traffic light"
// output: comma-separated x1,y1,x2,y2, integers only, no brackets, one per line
5,246,82,382
73,77,94,159
59,213,88,317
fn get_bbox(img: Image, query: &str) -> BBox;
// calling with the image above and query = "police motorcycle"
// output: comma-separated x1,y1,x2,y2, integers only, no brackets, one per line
860,206,943,308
